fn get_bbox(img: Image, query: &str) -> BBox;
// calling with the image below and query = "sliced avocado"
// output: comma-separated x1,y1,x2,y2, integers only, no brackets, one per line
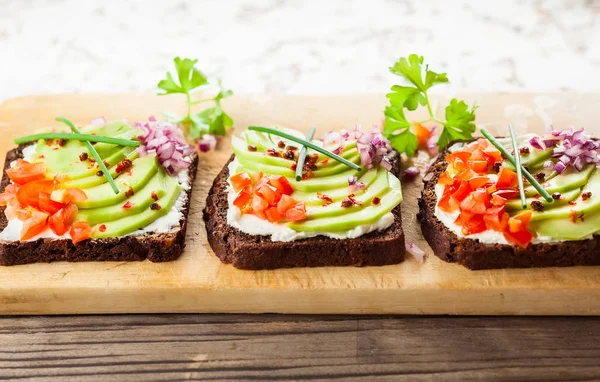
523,168,600,222
524,165,595,197
232,136,295,168
305,168,391,219
237,163,295,178
80,121,141,157
290,168,365,193
90,170,182,238
311,153,360,177
288,174,402,232
530,207,600,240
506,187,581,212
77,156,158,209
292,168,379,205
62,150,140,189
76,170,168,225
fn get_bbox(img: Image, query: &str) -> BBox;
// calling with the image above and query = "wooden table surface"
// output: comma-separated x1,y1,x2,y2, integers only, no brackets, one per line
1,314,599,381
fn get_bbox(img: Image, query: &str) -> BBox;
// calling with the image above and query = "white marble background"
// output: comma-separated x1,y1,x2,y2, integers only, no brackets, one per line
0,0,599,101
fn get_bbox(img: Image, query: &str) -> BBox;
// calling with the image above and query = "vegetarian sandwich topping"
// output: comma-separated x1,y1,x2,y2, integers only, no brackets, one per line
227,125,403,237
436,127,600,247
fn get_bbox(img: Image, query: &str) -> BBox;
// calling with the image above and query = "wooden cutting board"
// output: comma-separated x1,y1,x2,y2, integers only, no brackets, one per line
1,92,600,315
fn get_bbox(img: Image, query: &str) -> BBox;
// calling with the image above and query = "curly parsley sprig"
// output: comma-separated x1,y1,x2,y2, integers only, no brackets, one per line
158,57,234,139
383,54,477,157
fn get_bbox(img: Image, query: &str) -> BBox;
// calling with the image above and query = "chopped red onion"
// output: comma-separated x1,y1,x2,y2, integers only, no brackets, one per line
91,117,106,128
404,166,419,177
543,160,554,169
347,175,366,192
136,117,195,175
406,242,425,264
529,136,545,150
198,134,218,152
355,127,393,170
546,127,600,174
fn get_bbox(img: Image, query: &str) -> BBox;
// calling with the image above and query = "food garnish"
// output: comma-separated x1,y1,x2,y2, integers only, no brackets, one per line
136,117,195,175
480,128,553,202
532,127,600,174
295,127,316,181
384,54,477,156
157,57,233,149
248,126,362,171
14,132,140,147
509,125,527,209
56,117,120,195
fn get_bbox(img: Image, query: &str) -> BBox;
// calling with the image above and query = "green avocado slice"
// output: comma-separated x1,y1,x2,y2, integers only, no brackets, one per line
524,164,595,197
76,171,169,225
522,168,600,222
505,187,581,212
76,156,158,209
90,169,182,239
288,174,402,232
62,150,140,189
289,167,365,193
292,169,379,205
232,136,295,168
305,168,391,219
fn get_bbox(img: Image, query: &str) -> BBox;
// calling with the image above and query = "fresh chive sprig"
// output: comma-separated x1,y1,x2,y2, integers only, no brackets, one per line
480,128,553,202
56,117,120,194
248,126,361,172
295,127,316,181
14,132,140,147
509,125,527,209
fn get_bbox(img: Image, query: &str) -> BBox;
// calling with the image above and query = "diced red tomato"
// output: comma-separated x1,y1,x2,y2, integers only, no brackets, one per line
277,194,296,215
16,180,55,209
508,218,524,233
438,172,453,186
483,206,509,232
497,168,518,189
504,229,533,248
446,152,472,164
514,210,533,228
468,160,488,173
267,175,293,195
0,184,18,206
490,193,507,206
461,214,487,235
483,147,502,165
472,188,490,206
229,172,252,192
455,170,478,182
70,221,91,244
39,192,65,215
6,160,46,185
20,208,49,240
451,181,472,202
66,188,87,203
233,189,252,210
256,184,278,205
438,186,458,212
285,202,306,221
493,189,518,199
264,207,283,223
460,195,487,214
468,176,489,189
451,158,468,172
251,195,268,213
486,184,497,195
48,204,78,236
413,123,433,148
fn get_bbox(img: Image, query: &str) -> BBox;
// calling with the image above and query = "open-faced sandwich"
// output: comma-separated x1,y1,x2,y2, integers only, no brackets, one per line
420,126,600,269
203,125,405,269
0,117,197,265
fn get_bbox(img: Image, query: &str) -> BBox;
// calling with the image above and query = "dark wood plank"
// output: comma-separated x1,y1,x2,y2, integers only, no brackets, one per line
0,315,599,381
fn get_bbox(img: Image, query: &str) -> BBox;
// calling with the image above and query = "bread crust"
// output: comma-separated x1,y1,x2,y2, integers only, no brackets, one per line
203,154,405,270
418,144,600,270
0,144,198,266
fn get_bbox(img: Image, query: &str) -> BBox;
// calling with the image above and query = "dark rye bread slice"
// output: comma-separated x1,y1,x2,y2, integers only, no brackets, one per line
418,142,600,270
0,144,198,266
203,154,405,270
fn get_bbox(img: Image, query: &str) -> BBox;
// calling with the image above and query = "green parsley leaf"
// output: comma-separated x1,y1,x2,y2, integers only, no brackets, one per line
383,54,476,157
158,57,208,95
388,128,418,158
388,54,448,92
158,58,234,141
438,99,477,149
